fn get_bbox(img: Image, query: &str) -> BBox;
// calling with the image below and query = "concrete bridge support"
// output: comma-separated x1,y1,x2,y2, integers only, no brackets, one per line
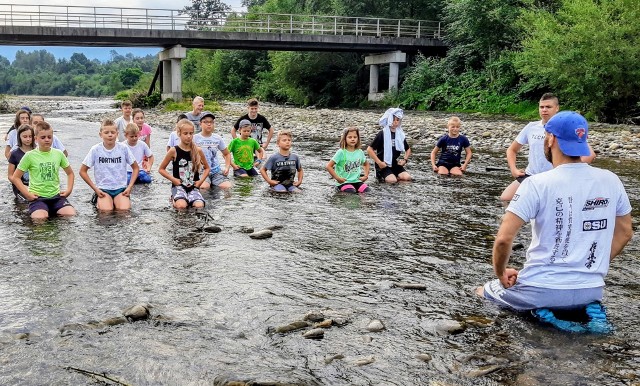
158,45,187,101
365,51,406,101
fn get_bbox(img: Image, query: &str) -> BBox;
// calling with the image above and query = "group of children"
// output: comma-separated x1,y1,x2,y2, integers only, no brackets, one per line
4,100,473,219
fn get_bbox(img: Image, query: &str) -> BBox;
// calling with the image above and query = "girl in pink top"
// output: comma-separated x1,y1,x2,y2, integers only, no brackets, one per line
132,108,152,147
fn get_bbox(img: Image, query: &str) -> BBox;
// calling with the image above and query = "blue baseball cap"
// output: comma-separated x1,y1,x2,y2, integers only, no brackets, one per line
544,111,590,157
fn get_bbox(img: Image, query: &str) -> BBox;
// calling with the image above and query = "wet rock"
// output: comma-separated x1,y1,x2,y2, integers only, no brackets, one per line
264,225,284,231
203,225,222,233
123,304,150,321
416,353,433,362
249,229,273,239
102,317,128,326
332,317,349,326
366,319,385,332
362,335,373,343
304,311,325,322
324,354,344,364
435,320,465,335
463,315,493,328
238,226,254,233
465,364,505,378
59,323,90,334
313,319,332,329
302,328,324,339
394,282,427,290
15,333,30,340
352,356,375,366
274,321,310,334
512,242,525,251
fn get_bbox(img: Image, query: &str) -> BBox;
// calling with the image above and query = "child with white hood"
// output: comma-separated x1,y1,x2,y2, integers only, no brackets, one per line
366,108,413,183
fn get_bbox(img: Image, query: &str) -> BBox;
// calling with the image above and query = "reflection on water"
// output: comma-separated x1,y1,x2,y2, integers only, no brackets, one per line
0,99,638,385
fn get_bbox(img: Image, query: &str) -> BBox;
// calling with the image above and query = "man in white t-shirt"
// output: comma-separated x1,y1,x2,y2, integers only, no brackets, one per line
478,111,633,311
499,93,596,201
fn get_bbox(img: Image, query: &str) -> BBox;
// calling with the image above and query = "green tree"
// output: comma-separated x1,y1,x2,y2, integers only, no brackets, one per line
181,0,232,29
119,67,144,88
515,0,640,120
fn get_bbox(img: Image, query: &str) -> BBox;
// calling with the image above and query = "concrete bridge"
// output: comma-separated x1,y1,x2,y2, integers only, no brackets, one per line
0,4,447,100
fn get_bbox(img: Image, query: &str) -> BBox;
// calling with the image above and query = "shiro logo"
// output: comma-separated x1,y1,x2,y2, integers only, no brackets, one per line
583,219,607,231
575,127,586,140
512,194,520,202
583,197,609,211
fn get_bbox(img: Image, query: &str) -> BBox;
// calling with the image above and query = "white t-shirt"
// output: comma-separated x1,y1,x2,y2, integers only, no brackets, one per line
194,133,226,172
508,163,632,289
82,142,135,190
114,115,133,142
167,131,180,148
7,130,66,152
515,120,552,176
122,140,153,172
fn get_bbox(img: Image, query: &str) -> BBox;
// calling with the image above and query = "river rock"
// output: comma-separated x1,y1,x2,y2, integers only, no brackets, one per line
324,354,344,364
352,356,375,366
249,229,273,239
238,226,254,233
313,319,333,328
102,316,128,326
465,364,505,378
203,225,222,233
274,321,310,333
302,328,324,339
512,242,525,251
264,225,284,231
435,320,465,335
304,311,325,322
123,304,150,321
362,335,373,343
416,353,433,362
366,319,385,332
394,282,427,290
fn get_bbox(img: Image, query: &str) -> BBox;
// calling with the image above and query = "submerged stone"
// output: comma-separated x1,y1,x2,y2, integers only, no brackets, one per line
416,353,433,362
304,311,325,322
238,226,254,233
203,225,222,233
122,304,150,321
275,321,310,334
435,320,465,335
313,319,332,329
249,230,273,239
353,356,375,366
395,282,427,290
302,328,325,339
366,319,385,332
102,317,128,326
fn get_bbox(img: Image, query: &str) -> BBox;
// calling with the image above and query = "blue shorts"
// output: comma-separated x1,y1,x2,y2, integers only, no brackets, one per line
482,279,604,311
273,184,299,192
234,167,258,177
28,195,73,215
91,187,126,206
171,185,205,206
127,170,152,184
208,170,229,186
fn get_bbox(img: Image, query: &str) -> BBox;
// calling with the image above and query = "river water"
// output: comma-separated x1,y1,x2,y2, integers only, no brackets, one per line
0,98,638,385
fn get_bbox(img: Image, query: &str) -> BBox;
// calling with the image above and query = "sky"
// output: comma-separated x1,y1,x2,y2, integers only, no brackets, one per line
1,0,245,62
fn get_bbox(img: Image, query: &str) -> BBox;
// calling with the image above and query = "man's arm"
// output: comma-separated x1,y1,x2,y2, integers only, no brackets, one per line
262,127,274,149
493,211,525,287
610,214,633,261
61,165,74,197
506,141,524,178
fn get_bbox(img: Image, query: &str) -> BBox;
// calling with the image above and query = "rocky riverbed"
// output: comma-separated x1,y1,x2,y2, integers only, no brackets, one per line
5,95,640,161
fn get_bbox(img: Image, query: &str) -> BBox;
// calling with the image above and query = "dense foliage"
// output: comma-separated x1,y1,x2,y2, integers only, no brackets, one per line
2,0,638,122
0,50,157,97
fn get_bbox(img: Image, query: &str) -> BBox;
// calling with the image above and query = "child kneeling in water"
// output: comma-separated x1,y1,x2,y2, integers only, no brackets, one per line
80,119,139,211
123,123,154,184
431,116,472,176
260,130,303,192
158,119,210,209
11,121,76,219
326,127,370,193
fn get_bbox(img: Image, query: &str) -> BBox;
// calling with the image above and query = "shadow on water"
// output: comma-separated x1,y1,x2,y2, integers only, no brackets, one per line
0,100,638,385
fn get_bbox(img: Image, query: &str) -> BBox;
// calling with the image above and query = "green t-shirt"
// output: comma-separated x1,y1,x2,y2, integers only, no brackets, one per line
331,148,366,184
228,137,261,170
17,148,69,198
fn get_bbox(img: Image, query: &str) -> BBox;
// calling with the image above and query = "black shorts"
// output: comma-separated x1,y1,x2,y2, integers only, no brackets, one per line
376,164,407,181
28,195,72,215
436,161,462,171
516,174,531,183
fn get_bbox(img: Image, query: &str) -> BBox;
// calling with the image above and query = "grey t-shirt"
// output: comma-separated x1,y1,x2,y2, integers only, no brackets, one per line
185,112,205,132
263,152,301,186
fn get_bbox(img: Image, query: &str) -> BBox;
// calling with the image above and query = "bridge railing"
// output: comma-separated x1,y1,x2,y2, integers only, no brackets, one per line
0,4,442,39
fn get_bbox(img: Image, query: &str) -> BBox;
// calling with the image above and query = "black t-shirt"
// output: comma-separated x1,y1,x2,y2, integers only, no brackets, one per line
233,114,271,144
369,130,410,169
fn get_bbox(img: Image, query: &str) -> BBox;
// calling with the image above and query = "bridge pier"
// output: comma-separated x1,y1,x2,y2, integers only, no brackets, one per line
158,45,187,101
365,51,406,101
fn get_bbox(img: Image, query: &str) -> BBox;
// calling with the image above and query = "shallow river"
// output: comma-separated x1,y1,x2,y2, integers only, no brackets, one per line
0,99,638,385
